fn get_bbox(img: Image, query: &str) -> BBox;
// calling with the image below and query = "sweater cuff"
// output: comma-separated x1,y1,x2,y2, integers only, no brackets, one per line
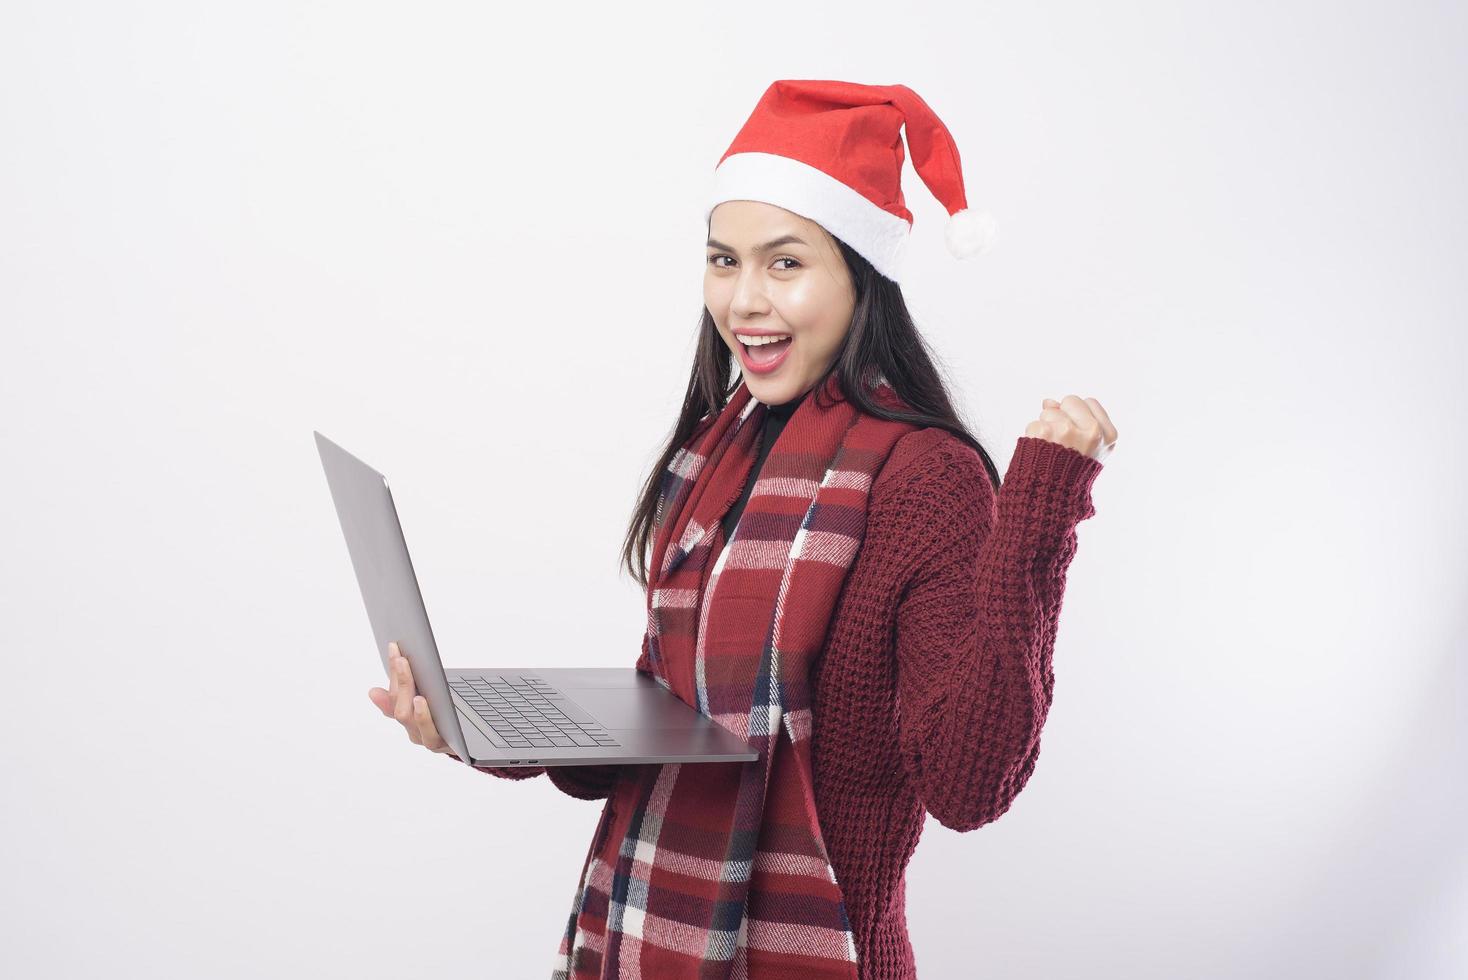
546,765,620,801
1001,437,1102,523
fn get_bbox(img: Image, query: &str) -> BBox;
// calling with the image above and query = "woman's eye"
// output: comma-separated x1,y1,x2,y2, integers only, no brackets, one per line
706,255,800,270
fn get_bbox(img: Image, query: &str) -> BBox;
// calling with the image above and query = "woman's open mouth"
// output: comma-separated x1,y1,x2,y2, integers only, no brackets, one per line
736,334,793,375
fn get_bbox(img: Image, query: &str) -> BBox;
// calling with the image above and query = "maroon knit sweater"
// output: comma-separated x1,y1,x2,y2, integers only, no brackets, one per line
454,429,1102,978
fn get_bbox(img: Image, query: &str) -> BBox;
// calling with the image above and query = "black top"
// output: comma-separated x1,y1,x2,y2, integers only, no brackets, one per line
720,387,810,541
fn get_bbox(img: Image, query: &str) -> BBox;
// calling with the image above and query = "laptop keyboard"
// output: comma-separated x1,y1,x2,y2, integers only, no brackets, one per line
449,674,621,749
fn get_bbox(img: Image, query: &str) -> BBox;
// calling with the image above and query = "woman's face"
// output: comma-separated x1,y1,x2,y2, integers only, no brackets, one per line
704,200,856,406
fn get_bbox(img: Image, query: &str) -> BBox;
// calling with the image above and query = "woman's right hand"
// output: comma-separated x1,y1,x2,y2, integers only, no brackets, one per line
368,641,460,760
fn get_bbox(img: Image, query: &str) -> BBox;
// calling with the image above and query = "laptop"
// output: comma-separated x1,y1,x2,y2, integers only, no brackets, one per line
315,431,759,770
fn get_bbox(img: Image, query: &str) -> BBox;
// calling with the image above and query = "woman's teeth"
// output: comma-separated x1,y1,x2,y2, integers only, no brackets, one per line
741,334,793,366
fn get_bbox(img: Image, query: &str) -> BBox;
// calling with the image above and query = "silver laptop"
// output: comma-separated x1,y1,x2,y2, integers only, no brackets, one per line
315,431,759,770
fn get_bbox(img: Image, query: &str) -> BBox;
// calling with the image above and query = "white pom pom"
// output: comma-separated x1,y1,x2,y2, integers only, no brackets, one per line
945,208,998,258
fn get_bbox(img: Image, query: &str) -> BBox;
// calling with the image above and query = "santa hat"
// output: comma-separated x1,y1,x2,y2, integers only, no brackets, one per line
704,79,998,284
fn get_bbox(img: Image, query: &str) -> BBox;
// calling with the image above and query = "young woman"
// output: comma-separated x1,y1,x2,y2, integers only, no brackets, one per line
369,80,1116,980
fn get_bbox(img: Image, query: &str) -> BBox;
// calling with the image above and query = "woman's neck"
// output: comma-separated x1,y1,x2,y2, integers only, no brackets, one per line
766,386,810,420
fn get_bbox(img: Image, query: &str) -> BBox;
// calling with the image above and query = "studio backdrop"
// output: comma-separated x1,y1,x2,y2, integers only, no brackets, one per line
1,2,1462,978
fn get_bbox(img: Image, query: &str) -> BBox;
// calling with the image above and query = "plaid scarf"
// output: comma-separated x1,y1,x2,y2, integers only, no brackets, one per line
551,371,918,979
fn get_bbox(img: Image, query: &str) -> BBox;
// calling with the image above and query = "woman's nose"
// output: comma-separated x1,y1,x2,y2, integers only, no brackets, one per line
730,271,769,317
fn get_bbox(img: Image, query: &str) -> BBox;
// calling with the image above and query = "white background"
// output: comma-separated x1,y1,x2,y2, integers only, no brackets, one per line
2,2,1464,977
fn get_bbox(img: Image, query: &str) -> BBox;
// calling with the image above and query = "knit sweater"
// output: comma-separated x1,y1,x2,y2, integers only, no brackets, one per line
455,428,1103,978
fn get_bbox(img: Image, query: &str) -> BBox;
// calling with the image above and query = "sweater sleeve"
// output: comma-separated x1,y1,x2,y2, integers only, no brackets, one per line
449,632,656,801
892,435,1102,831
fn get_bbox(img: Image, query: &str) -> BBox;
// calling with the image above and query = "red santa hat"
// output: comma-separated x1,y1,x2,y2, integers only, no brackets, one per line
705,79,998,284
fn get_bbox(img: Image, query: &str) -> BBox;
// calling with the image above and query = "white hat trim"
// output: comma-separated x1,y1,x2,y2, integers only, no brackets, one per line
704,151,911,283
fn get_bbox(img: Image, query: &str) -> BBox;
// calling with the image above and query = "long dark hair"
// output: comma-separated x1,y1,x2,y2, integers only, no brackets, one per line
618,229,1002,589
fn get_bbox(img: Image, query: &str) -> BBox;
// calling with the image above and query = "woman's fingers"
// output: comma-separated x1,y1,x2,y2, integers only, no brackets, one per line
368,686,393,716
386,642,400,702
1085,397,1118,446
394,656,422,744
371,641,404,718
376,641,452,755
415,696,450,753
1057,395,1100,439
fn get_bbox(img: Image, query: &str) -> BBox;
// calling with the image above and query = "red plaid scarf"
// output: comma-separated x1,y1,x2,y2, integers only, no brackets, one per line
552,371,919,979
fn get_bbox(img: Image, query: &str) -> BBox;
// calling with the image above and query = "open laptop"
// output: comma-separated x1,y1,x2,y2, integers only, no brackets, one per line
315,430,759,769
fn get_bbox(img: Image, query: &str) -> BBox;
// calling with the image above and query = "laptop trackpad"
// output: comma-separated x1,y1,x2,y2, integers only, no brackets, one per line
569,687,704,729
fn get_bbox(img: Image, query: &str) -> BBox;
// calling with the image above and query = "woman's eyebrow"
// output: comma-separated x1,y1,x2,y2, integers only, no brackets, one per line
706,234,810,254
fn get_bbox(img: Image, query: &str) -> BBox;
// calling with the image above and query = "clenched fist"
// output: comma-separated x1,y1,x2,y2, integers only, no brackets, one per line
1025,395,1117,464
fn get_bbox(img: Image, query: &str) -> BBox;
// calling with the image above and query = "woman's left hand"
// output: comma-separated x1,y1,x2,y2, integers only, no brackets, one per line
1025,395,1118,464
